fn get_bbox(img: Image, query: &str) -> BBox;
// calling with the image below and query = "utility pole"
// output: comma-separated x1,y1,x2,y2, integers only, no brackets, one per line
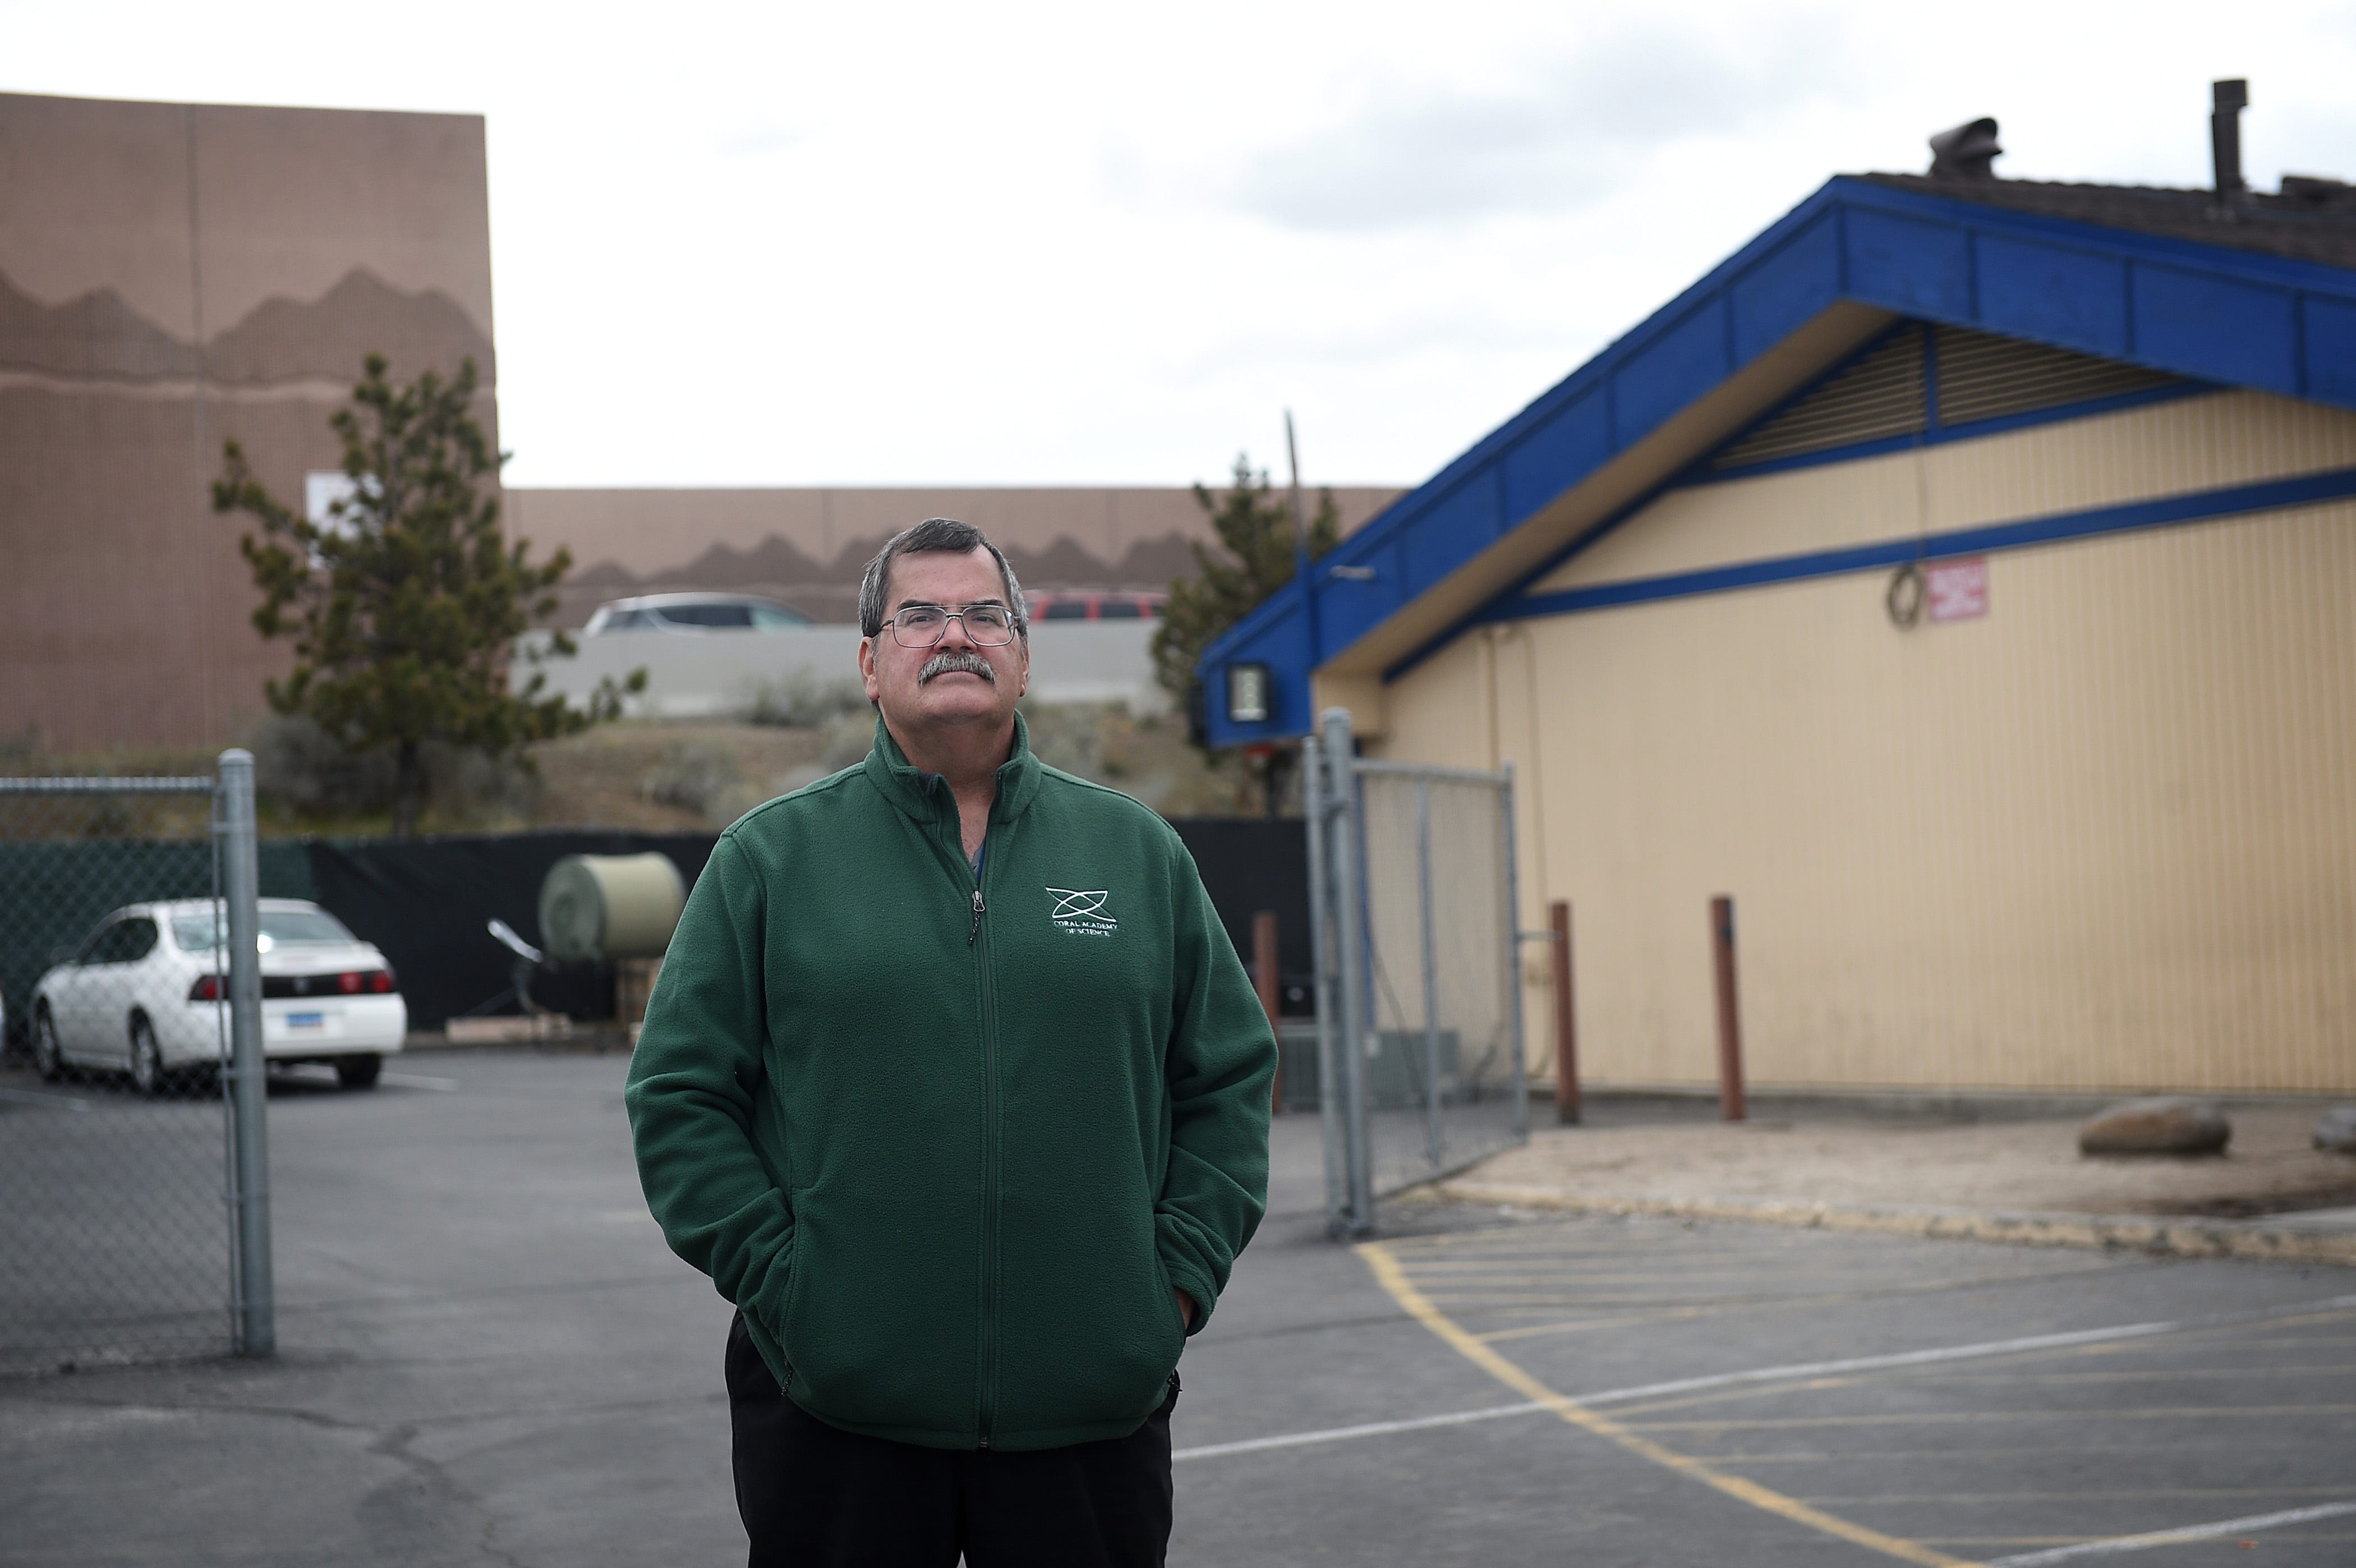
1285,410,1310,577
1279,411,1320,817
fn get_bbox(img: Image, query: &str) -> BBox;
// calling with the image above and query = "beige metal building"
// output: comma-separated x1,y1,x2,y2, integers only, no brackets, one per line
1202,150,2356,1096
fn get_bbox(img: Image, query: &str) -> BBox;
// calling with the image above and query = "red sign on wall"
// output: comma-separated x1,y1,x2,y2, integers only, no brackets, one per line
1926,557,1989,622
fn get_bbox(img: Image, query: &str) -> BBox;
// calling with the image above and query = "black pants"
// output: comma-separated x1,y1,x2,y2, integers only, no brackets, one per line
726,1313,1176,1567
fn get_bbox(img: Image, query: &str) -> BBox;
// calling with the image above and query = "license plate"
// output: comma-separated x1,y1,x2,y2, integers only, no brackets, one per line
286,1012,324,1029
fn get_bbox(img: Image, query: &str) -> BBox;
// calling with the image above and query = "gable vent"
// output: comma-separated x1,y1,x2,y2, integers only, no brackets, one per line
1933,326,2183,426
1710,329,1925,469
1710,324,2191,474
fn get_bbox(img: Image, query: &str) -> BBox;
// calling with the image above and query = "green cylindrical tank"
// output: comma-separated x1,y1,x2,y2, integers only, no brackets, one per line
538,853,686,962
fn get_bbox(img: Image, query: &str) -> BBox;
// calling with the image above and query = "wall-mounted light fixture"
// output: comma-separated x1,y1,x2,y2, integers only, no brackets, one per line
1226,661,1272,725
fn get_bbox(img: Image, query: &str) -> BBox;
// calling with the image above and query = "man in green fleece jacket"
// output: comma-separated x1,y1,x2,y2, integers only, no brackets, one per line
625,517,1276,1567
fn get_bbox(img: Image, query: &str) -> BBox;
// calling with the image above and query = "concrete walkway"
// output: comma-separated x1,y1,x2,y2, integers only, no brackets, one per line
1436,1095,2356,1266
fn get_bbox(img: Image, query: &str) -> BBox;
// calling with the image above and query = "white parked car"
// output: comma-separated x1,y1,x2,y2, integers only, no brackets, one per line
29,899,406,1093
583,592,811,634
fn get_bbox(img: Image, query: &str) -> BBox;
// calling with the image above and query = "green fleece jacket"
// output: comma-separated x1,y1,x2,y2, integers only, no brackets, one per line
625,713,1275,1451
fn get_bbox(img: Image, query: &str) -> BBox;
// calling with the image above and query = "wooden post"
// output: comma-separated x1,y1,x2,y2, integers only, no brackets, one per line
1253,910,1283,1114
1710,895,1746,1121
1548,899,1579,1124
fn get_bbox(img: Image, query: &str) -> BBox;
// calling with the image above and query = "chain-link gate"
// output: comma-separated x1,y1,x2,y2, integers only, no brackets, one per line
1305,709,1527,1236
0,754,273,1374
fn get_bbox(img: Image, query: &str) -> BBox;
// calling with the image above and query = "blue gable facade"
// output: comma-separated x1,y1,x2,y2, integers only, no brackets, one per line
1197,176,2356,746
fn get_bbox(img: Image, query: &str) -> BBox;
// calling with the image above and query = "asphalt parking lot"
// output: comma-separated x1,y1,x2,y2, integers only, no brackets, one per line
3,1050,2352,1566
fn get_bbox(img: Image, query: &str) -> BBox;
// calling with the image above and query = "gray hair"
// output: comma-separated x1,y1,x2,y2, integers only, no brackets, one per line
857,518,1029,641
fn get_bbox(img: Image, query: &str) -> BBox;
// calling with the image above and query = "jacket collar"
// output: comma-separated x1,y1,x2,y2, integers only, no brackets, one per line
863,709,1042,827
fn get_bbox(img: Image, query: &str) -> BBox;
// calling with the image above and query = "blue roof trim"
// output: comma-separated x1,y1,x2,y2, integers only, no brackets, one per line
1198,174,2356,747
1476,463,2356,624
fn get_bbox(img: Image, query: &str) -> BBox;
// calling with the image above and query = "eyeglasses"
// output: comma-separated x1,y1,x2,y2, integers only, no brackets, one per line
887,604,1017,649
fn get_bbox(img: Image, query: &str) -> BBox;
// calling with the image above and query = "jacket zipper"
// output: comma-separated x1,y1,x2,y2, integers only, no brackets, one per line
971,835,1001,1449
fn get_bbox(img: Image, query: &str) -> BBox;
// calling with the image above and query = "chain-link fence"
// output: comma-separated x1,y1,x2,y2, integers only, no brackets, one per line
0,762,271,1375
1305,711,1528,1235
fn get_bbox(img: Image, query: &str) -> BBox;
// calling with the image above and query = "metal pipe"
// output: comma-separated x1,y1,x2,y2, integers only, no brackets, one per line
2211,79,2249,198
1350,757,1512,785
217,749,274,1355
1415,776,1444,1169
1711,894,1746,1123
1549,899,1580,1125
1253,910,1283,1114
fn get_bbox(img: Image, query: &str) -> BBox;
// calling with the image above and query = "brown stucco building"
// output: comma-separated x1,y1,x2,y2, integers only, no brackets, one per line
1,90,498,753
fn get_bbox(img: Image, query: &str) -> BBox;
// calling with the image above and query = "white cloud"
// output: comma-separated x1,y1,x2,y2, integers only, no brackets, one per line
1219,16,1860,231
2,0,2352,491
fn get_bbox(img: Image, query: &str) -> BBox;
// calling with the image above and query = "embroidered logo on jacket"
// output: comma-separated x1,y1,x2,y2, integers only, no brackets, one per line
1046,887,1117,936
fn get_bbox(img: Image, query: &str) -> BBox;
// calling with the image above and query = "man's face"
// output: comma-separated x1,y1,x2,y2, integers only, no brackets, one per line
859,545,1029,739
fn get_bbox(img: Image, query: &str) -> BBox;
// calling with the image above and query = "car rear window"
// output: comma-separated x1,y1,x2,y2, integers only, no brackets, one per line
85,917,159,963
174,909,358,952
658,603,755,628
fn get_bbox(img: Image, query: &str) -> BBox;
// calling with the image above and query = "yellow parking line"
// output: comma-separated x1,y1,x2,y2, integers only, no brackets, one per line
1359,1240,1984,1568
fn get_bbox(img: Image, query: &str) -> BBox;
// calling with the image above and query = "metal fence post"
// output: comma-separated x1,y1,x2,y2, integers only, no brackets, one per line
218,748,275,1356
1414,775,1444,1169
1498,761,1530,1137
1300,726,1338,1226
1322,708,1375,1236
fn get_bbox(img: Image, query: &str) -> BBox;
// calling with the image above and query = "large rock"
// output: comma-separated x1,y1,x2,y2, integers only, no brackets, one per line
2079,1097,2231,1157
2316,1106,2356,1155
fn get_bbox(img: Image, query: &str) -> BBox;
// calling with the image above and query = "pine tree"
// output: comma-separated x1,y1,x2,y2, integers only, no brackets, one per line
214,354,639,835
1152,455,1339,809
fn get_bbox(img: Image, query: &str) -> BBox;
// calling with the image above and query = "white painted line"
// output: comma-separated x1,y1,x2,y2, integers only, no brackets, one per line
0,1086,92,1111
380,1072,459,1092
1987,1500,2356,1564
1174,1291,2356,1465
1175,1400,1552,1461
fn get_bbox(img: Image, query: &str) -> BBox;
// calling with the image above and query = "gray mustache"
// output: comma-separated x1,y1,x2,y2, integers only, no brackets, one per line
919,652,996,685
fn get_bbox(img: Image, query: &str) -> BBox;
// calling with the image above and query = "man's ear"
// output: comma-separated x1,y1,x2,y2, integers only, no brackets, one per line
858,636,882,704
1014,637,1029,701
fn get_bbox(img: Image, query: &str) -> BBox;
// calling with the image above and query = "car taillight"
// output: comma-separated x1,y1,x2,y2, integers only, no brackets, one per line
372,967,396,994
189,974,223,1001
339,968,395,994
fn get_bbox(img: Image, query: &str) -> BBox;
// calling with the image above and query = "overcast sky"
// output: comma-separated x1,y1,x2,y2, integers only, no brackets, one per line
6,0,2353,490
